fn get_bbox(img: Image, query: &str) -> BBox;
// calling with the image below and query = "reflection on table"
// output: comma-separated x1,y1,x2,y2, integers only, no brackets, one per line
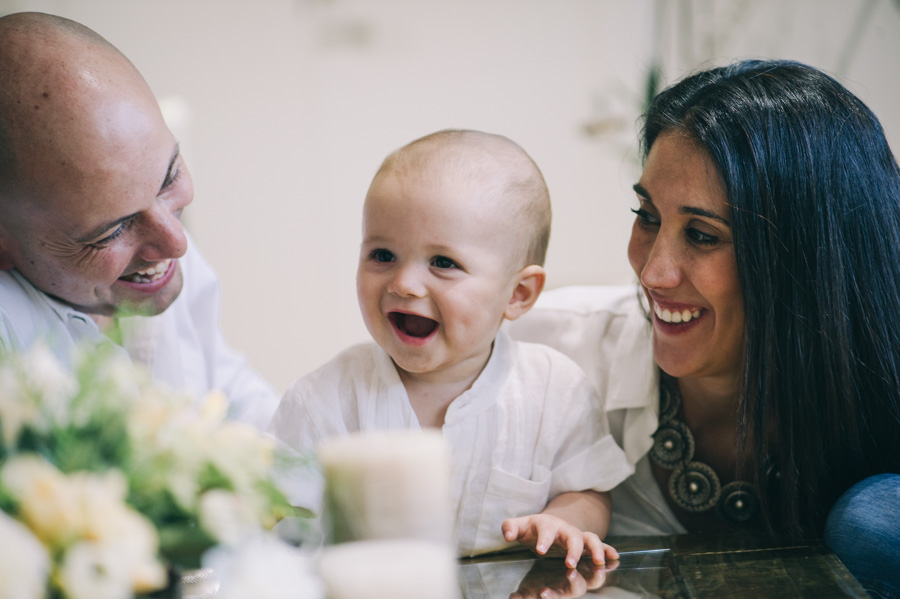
458,533,869,598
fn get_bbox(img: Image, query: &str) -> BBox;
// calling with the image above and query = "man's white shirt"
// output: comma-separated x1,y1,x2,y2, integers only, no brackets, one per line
0,237,278,430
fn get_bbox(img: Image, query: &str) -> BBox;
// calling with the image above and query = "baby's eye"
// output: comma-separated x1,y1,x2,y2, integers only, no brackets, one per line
370,249,395,263
431,256,458,269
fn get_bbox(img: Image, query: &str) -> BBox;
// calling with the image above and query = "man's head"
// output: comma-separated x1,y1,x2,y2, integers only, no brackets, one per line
356,129,551,382
0,12,193,318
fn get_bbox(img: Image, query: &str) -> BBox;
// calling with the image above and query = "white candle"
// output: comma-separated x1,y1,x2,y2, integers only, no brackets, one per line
317,429,454,546
318,539,459,599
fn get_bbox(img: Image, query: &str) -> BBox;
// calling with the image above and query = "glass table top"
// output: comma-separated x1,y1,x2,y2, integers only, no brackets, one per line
458,533,869,598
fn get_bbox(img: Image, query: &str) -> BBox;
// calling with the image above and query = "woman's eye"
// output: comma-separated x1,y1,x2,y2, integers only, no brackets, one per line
687,228,719,246
431,256,457,269
630,207,659,228
371,249,395,262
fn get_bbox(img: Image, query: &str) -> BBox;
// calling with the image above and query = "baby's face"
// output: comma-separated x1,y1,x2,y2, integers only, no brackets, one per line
357,170,522,386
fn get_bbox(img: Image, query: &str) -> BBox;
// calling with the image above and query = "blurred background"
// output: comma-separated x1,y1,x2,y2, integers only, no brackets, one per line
2,0,898,393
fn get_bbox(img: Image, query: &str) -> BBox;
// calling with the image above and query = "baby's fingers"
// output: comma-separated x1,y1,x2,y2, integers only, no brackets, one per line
501,517,524,542
603,542,620,562
535,523,562,556
562,533,585,569
583,534,608,565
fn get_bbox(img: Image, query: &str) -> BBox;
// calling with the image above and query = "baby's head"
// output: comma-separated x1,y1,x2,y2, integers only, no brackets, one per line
357,129,551,383
372,130,552,268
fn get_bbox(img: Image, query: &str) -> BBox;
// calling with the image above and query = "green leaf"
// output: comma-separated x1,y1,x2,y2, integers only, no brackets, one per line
157,524,217,570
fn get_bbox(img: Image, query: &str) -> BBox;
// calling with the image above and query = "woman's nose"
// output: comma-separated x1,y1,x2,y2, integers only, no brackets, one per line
639,236,682,290
388,264,427,298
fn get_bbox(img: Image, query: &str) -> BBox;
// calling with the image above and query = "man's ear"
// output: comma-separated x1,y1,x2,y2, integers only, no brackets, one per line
504,264,545,321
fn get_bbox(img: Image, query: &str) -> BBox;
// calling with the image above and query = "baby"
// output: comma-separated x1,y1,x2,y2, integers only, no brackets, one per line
269,130,632,565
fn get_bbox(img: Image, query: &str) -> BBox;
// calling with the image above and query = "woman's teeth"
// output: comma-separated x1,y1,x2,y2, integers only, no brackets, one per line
654,304,702,324
121,259,172,284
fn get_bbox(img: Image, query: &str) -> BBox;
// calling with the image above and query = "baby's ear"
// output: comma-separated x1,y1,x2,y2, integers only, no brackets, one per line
504,265,545,321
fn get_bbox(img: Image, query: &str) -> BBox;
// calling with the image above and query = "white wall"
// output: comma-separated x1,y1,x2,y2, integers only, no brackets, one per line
2,0,898,393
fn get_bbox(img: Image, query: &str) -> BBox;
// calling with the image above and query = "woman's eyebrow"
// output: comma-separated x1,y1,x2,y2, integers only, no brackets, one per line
634,182,731,226
681,206,731,226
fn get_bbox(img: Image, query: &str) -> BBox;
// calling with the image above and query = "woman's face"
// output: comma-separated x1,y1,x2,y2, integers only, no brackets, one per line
627,131,745,382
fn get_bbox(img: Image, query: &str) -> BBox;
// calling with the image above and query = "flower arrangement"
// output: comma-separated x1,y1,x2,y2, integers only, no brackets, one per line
0,343,322,599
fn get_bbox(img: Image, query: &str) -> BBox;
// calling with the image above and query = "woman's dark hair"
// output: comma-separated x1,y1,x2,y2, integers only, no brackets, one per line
640,59,900,537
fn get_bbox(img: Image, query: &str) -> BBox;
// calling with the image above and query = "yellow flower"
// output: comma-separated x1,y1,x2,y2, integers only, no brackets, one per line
1,455,80,549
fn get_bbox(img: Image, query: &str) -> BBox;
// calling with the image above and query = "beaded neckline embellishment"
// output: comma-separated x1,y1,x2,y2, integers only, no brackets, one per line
650,372,760,524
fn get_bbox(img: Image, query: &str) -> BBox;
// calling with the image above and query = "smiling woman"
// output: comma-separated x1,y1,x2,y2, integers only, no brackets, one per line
627,132,744,384
508,59,900,597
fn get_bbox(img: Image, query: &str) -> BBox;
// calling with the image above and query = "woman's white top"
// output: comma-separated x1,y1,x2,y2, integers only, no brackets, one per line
507,285,686,535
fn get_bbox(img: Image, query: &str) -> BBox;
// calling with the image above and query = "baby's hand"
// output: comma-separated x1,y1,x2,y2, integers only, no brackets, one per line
501,514,619,569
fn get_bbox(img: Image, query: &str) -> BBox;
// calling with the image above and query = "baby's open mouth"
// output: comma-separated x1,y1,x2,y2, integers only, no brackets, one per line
119,259,172,284
389,312,438,338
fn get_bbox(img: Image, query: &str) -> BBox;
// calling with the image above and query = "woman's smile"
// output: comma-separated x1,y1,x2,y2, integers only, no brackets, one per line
628,132,744,381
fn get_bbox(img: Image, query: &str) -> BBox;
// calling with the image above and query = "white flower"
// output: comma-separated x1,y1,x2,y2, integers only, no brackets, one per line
127,386,187,441
199,489,259,546
199,390,229,423
0,344,76,446
0,510,50,599
21,343,77,427
71,469,129,539
69,347,142,427
68,471,167,594
0,365,37,447
0,343,306,598
126,386,207,511
207,422,275,496
59,541,133,599
203,534,324,599
65,518,166,595
128,390,276,516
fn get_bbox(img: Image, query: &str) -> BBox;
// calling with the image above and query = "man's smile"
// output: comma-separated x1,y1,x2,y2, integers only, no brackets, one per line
119,259,173,284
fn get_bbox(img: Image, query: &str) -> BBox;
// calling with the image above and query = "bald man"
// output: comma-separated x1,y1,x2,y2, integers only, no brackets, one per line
0,12,278,428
